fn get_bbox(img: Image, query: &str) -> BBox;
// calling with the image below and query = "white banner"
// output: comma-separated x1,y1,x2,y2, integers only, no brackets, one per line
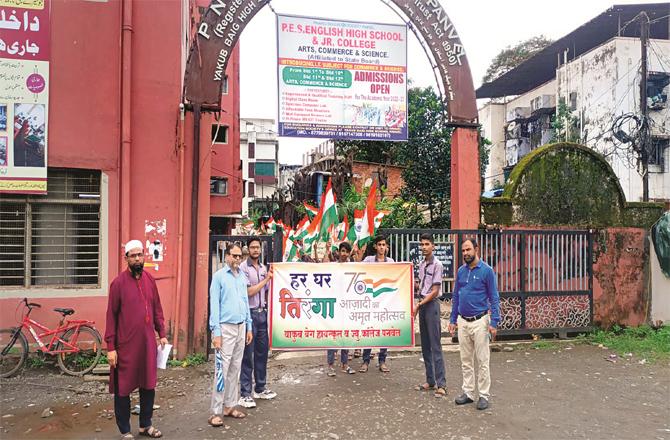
276,14,407,141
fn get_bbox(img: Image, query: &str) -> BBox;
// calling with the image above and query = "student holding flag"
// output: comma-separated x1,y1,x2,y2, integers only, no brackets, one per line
238,237,276,409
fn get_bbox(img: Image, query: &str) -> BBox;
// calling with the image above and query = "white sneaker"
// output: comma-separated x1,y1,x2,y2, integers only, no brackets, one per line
253,389,277,400
238,396,256,408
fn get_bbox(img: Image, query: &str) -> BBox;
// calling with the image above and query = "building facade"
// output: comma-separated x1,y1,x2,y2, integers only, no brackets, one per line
240,118,279,215
0,0,241,357
478,4,670,202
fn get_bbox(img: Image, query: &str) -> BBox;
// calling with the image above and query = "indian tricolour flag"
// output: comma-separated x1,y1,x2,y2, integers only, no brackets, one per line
319,179,338,241
283,229,299,262
264,217,277,235
303,202,319,219
294,216,310,240
361,275,400,298
329,219,348,252
373,210,390,229
357,181,377,246
302,206,323,255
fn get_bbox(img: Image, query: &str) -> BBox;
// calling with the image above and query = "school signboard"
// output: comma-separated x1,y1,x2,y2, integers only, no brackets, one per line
276,14,408,141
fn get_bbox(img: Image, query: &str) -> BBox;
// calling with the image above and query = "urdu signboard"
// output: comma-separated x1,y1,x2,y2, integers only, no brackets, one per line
0,0,50,194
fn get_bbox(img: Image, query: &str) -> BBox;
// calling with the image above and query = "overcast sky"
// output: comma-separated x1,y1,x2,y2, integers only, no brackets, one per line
239,0,661,165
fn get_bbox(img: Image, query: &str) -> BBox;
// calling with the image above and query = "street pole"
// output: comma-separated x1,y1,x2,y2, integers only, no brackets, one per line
639,12,649,202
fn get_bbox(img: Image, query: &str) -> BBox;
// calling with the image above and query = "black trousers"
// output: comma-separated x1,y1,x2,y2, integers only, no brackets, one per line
114,388,155,434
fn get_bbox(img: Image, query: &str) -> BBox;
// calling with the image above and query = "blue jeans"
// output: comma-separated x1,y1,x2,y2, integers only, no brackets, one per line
362,348,387,364
240,309,269,397
419,300,446,388
327,349,349,365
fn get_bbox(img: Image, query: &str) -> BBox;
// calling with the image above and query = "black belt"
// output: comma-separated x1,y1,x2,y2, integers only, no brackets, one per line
460,312,487,322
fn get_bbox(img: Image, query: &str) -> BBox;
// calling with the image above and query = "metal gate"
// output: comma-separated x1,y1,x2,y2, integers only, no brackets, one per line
380,229,593,336
206,234,278,353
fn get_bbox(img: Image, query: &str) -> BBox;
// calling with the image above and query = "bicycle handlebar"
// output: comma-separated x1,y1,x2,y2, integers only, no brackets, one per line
23,297,41,309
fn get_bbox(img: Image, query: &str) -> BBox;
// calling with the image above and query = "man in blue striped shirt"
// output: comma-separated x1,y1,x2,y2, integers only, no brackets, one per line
208,243,253,426
448,238,500,410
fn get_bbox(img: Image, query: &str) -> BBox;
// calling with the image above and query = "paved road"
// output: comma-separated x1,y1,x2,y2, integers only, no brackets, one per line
1,344,669,439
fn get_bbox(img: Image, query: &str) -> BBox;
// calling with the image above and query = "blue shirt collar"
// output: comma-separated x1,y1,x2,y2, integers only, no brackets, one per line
464,259,484,270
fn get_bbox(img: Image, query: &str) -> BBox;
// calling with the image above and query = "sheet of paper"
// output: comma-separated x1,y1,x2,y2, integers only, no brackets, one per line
156,344,172,369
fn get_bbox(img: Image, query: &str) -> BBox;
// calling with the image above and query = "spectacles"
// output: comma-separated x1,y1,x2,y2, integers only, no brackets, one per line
230,254,243,259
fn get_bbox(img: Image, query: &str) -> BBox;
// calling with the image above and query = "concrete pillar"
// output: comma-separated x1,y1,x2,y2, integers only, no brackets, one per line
451,127,480,229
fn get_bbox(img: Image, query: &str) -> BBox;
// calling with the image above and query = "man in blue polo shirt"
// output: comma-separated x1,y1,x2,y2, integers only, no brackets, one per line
208,243,253,426
448,238,500,410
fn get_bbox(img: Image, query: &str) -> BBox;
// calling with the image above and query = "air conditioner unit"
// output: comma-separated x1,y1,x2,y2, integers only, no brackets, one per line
506,106,530,122
530,95,556,112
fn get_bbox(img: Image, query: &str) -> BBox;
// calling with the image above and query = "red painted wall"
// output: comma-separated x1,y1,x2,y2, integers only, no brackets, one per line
210,44,242,219
592,228,649,327
1,0,123,334
0,0,242,358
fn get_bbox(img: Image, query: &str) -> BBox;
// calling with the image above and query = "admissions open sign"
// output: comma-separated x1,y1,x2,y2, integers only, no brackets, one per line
277,15,407,141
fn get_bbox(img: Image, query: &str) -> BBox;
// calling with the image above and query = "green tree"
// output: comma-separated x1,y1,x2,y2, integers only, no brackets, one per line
396,86,452,227
551,100,580,143
336,87,492,228
483,35,553,83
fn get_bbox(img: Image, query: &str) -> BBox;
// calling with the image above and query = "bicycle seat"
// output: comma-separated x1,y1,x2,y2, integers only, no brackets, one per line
54,307,75,316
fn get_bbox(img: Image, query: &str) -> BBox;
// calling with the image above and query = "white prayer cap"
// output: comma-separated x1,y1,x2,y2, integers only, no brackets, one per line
124,240,143,255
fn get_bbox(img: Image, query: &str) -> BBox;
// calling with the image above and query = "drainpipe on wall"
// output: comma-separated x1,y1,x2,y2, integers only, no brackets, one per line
119,0,133,268
172,103,186,358
186,103,202,354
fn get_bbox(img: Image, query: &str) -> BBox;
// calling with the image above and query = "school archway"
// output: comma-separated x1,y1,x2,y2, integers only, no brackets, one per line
184,0,481,228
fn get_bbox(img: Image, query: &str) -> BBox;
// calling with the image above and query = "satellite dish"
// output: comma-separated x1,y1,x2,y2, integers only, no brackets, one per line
364,178,373,188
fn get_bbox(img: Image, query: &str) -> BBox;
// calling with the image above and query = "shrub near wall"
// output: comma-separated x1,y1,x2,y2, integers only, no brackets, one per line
481,143,664,228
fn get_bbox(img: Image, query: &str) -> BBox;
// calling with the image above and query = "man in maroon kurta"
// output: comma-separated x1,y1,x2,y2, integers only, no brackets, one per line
105,240,167,438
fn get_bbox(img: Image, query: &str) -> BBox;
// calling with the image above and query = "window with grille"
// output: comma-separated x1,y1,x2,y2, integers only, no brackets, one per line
222,75,229,95
649,137,668,170
210,177,228,195
0,168,101,288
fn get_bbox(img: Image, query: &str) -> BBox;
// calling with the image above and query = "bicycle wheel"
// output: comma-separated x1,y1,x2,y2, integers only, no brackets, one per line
0,328,28,378
57,325,102,376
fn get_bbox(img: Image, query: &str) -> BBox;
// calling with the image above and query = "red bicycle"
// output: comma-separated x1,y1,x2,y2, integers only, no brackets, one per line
0,298,103,378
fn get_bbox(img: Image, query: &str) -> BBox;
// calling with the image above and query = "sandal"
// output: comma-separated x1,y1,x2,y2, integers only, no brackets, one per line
378,363,390,373
358,363,369,373
415,383,435,391
341,366,356,374
224,409,246,419
327,366,336,377
208,415,224,427
121,434,134,440
138,426,162,438
434,387,447,398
